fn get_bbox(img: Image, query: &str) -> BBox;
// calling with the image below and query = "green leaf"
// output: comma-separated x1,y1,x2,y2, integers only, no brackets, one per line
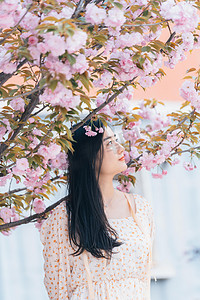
141,46,151,52
113,2,123,9
42,16,59,22
66,53,76,66
186,68,196,73
195,124,200,134
143,10,148,16
79,74,90,92
94,34,108,45
49,80,58,92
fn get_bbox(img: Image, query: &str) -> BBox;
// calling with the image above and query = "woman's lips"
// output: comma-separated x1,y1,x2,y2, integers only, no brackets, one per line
119,156,125,161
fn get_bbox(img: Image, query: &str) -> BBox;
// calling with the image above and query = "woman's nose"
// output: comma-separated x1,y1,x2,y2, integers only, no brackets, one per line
117,142,125,153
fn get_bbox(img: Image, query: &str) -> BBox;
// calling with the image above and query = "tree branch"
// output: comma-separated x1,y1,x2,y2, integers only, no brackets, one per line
0,88,41,157
0,59,27,88
0,175,63,201
0,4,33,45
71,78,136,133
72,0,85,18
0,196,67,231
0,85,44,101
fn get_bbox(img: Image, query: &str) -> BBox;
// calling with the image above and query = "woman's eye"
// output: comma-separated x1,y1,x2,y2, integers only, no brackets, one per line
107,140,112,145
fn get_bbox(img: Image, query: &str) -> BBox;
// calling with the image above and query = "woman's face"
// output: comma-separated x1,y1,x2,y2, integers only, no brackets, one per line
98,126,127,177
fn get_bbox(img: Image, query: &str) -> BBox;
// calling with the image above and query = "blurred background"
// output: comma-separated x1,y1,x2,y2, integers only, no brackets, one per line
1,41,200,300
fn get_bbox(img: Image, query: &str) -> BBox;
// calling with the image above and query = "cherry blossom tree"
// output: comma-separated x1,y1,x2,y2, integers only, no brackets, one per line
0,0,200,235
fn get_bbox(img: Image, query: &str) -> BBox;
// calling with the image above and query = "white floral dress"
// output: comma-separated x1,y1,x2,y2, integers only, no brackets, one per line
40,193,155,300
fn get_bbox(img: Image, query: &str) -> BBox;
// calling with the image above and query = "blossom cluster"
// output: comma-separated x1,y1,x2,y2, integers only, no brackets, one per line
39,83,80,110
0,0,200,234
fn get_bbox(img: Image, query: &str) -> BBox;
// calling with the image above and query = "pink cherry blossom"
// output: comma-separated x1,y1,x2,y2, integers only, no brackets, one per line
12,166,24,176
47,6,74,19
85,3,106,25
160,0,175,19
0,127,7,141
93,71,113,88
23,167,44,190
115,32,144,48
51,152,68,170
72,54,88,74
139,76,153,88
29,136,40,149
28,45,40,64
164,44,187,69
117,180,132,193
28,117,35,123
33,198,46,214
98,127,104,133
190,95,200,111
3,118,11,133
0,207,12,223
83,125,97,137
121,167,136,176
122,126,141,144
171,2,199,33
162,170,168,175
139,152,157,171
0,0,21,29
183,162,195,171
0,173,12,187
130,147,140,160
28,35,38,46
40,83,80,110
171,158,180,166
96,93,113,118
16,158,29,170
34,219,45,231
181,33,194,51
121,150,129,164
37,42,47,54
37,145,49,158
44,32,67,57
48,143,62,160
44,55,73,80
105,7,126,28
20,12,39,30
153,154,166,165
180,80,198,102
10,97,25,112
152,173,163,179
110,49,141,81
0,46,17,74
66,30,87,54
32,128,43,136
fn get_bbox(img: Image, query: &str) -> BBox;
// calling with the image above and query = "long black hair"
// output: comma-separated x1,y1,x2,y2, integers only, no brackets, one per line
66,117,123,260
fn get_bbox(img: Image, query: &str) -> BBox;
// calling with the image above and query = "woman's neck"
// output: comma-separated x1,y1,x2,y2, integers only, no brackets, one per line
98,175,115,204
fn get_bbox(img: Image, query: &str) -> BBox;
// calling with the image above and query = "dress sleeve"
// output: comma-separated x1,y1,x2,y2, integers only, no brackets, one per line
134,194,156,243
146,199,156,243
40,203,72,300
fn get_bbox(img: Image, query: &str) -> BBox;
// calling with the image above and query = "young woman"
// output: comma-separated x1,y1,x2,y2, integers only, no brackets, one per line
40,118,155,300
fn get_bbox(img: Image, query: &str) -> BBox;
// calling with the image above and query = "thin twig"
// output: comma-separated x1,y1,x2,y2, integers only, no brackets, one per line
71,78,136,133
72,0,85,18
0,85,45,102
171,145,200,156
0,59,27,87
0,4,33,45
0,196,67,231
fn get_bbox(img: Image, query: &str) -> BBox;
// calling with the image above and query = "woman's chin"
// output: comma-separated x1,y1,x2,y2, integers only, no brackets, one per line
116,162,128,174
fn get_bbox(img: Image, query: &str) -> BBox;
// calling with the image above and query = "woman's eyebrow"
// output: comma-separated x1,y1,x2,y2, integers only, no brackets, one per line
103,134,116,141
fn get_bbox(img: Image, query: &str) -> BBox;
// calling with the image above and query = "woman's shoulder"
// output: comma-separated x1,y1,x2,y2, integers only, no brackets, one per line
40,200,69,244
47,200,68,221
125,192,153,214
